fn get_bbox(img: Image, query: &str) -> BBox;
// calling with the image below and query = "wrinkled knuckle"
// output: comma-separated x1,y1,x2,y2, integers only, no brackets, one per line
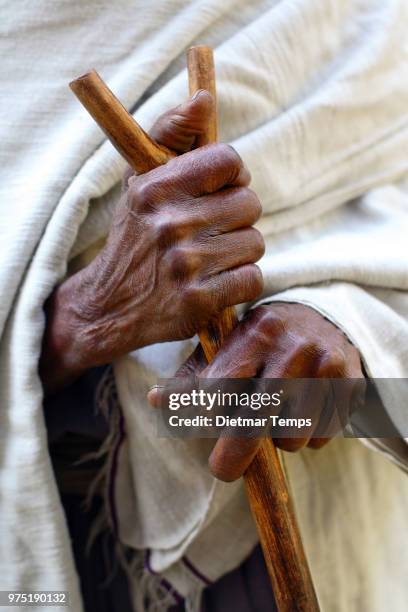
154,216,179,247
168,246,197,280
318,347,331,366
130,178,159,211
255,306,285,335
326,346,347,376
297,340,321,360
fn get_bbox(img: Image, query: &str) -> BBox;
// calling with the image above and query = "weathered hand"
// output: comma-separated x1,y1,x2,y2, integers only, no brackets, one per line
149,302,365,481
40,92,264,392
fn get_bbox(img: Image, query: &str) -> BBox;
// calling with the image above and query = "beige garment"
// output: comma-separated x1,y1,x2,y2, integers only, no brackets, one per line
283,438,408,612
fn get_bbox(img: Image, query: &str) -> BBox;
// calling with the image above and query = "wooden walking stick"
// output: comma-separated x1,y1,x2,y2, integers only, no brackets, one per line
70,46,319,612
187,46,319,612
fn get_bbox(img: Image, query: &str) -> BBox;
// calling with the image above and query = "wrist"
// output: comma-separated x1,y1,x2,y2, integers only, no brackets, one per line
40,271,103,393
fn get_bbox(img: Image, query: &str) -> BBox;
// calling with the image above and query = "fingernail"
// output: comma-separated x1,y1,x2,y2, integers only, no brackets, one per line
191,89,205,100
147,385,162,408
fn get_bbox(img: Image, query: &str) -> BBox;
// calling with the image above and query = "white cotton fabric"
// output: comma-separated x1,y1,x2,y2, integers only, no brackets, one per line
1,0,408,610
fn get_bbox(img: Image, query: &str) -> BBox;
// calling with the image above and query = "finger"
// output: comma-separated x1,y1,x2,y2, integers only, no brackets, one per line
198,228,265,276
261,342,322,379
261,344,325,451
202,264,264,324
194,186,262,234
159,186,261,240
147,344,207,408
196,315,265,379
129,143,250,206
272,379,327,452
310,357,364,439
121,92,213,188
315,378,363,438
317,346,347,378
146,370,197,411
149,90,214,153
174,343,207,377
209,436,264,482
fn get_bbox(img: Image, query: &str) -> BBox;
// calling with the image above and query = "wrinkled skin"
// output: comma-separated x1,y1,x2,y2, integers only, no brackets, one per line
149,303,365,482
40,91,264,391
41,90,365,481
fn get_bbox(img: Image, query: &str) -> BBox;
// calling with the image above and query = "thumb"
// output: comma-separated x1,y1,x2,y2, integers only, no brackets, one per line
147,343,207,408
149,90,213,153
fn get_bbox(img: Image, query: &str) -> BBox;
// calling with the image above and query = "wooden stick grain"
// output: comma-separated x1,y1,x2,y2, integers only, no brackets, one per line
187,45,320,612
187,46,218,146
245,439,319,611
